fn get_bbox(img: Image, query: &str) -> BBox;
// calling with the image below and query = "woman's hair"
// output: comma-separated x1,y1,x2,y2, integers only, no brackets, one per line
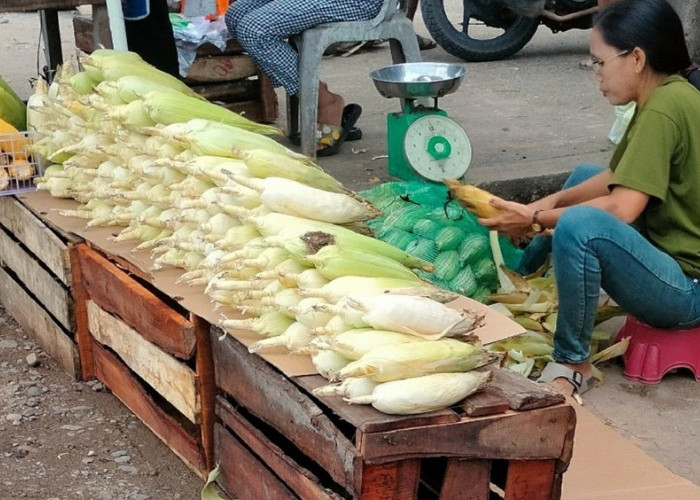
593,0,691,75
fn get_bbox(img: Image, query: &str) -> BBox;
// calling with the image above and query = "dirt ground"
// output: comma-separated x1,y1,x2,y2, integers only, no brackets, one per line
0,304,205,500
1,5,700,500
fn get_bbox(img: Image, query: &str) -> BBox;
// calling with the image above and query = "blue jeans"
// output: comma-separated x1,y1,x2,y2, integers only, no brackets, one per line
519,164,700,364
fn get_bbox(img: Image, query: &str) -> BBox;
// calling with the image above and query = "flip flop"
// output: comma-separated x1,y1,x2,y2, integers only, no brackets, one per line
316,103,362,157
288,104,362,146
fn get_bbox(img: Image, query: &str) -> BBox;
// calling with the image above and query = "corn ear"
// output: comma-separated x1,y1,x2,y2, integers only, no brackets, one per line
444,179,504,219
345,371,492,415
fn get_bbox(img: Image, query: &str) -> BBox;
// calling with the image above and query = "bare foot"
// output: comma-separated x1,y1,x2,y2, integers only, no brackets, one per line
317,82,344,127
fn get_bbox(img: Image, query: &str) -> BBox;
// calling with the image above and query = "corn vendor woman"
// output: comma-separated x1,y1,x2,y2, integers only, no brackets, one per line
224,0,375,156
480,0,700,398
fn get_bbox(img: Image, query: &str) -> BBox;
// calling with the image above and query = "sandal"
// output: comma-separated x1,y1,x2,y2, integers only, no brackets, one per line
538,362,594,395
417,34,437,51
316,103,362,157
288,104,363,146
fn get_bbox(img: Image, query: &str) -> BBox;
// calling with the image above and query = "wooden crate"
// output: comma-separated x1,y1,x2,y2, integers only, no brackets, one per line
211,327,577,500
70,243,216,477
0,195,80,379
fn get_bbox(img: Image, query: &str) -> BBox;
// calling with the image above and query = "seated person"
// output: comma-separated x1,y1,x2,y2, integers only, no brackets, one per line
481,0,700,399
224,0,379,156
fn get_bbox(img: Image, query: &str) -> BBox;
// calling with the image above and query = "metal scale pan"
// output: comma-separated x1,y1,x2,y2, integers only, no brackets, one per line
369,63,472,182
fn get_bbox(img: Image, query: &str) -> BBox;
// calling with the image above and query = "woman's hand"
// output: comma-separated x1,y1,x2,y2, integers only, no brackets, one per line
478,198,536,242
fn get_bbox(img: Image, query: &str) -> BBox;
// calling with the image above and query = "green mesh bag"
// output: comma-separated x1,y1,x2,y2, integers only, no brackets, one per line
448,265,479,297
382,205,434,231
433,250,462,282
458,234,491,265
405,237,438,262
412,218,441,239
375,226,415,251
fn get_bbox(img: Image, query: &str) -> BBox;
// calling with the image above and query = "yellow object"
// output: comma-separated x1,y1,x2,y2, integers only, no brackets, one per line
0,118,30,160
444,179,505,219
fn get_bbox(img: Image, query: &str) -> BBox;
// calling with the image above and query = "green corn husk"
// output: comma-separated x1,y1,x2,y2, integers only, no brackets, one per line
338,338,495,383
433,250,461,282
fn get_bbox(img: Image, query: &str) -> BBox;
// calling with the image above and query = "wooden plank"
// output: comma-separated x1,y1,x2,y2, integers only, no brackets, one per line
439,459,491,500
358,405,576,464
87,300,200,423
0,226,73,330
0,197,70,285
219,100,265,124
70,244,94,380
211,329,361,496
217,397,343,500
359,460,421,500
193,314,215,472
485,368,565,411
0,0,105,11
0,265,79,379
189,79,260,102
184,55,257,83
92,340,206,476
215,423,298,500
196,39,244,56
258,73,279,124
76,245,196,359
503,460,556,500
295,375,460,433
462,392,510,417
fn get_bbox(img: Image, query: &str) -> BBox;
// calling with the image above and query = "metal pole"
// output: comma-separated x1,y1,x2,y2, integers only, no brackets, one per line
105,0,128,50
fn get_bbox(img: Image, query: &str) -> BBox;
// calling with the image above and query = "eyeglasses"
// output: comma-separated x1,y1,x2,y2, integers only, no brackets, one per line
591,50,630,73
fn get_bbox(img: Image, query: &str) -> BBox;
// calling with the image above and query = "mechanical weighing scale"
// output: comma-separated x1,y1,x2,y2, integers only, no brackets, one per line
369,62,472,183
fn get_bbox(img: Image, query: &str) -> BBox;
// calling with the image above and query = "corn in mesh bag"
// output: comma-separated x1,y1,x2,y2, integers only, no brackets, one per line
360,182,522,301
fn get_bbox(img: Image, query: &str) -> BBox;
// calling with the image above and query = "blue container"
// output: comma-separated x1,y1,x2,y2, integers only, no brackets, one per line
122,0,150,21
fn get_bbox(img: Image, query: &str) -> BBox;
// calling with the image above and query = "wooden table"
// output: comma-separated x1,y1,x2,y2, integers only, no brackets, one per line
0,1,109,81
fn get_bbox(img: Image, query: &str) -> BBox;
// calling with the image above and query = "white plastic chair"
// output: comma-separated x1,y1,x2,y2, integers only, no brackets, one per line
286,0,422,158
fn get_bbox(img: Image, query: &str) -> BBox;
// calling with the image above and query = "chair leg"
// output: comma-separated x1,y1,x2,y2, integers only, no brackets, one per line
286,94,299,139
298,36,326,158
394,22,422,63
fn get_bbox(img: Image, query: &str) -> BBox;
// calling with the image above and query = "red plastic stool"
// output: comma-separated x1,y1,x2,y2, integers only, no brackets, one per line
615,316,700,384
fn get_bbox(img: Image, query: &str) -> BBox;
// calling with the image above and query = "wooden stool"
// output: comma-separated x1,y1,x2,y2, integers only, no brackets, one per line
615,316,700,384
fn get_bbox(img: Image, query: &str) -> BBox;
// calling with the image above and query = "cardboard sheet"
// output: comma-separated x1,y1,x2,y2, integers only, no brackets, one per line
19,191,700,496
20,190,525,377
563,403,700,499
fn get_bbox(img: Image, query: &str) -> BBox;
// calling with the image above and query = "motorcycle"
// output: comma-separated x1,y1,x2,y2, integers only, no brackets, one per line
420,0,599,62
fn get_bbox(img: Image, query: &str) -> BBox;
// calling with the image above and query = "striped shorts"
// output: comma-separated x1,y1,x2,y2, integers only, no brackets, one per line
225,0,383,95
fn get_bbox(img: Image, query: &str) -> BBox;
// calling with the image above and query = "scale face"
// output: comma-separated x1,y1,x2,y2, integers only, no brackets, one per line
403,114,472,182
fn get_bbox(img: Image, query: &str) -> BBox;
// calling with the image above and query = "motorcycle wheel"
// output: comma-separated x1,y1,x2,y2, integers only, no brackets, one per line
421,0,539,62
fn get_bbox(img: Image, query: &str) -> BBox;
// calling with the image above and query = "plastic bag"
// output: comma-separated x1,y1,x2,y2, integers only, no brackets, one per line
608,102,636,145
170,14,229,77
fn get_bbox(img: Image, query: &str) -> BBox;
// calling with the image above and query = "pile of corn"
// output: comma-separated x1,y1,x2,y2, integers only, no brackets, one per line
30,49,495,415
360,181,522,302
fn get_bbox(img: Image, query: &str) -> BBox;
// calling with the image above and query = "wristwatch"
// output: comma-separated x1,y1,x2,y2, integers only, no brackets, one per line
531,210,544,233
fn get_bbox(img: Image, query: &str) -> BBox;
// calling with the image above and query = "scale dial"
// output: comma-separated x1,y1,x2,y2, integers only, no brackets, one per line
403,114,472,182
